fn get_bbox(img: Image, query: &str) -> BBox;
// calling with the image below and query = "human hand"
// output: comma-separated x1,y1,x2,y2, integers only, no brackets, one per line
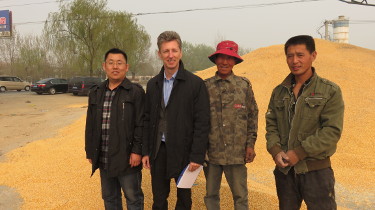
245,147,256,163
286,150,299,166
274,151,289,168
129,153,141,168
188,162,201,172
142,156,150,169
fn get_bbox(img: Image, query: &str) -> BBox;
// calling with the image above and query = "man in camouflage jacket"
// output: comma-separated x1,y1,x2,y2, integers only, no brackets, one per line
204,40,259,210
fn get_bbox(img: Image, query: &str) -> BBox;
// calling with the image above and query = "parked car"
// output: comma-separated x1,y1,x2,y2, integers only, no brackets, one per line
31,78,68,95
0,76,31,92
68,76,103,96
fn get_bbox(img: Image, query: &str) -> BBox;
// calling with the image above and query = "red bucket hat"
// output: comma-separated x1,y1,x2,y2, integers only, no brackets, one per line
208,40,243,64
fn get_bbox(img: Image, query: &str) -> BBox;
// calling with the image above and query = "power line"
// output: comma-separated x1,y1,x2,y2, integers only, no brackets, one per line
9,0,375,28
12,0,326,26
133,0,326,16
0,0,71,8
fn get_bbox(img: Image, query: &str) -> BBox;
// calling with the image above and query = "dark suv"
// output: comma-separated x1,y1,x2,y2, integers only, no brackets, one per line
31,78,68,95
69,77,103,96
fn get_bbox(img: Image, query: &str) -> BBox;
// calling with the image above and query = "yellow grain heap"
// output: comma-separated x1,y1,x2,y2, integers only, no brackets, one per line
0,39,374,209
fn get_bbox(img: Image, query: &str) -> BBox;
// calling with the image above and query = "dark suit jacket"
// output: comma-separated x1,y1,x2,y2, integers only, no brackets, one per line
142,61,210,178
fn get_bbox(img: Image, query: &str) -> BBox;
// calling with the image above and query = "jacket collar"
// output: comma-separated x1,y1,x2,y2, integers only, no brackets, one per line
156,60,187,84
100,77,132,90
214,71,234,82
281,67,317,89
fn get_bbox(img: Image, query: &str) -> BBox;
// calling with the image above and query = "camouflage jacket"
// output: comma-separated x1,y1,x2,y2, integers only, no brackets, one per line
205,72,258,165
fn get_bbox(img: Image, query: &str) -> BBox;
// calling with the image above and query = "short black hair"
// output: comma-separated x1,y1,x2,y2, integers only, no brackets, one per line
284,35,315,55
104,48,128,63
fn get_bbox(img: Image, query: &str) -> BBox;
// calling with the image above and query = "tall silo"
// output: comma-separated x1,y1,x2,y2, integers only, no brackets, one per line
332,16,349,43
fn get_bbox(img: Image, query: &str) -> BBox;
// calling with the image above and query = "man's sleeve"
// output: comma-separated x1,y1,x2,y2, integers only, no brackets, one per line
85,94,94,159
265,89,283,158
142,83,151,156
131,85,145,155
189,79,210,165
246,81,258,148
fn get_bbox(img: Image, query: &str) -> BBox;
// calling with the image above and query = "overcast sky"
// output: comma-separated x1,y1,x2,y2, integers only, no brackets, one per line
2,0,375,51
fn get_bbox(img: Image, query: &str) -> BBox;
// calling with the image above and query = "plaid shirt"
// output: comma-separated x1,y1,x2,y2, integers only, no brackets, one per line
99,87,117,170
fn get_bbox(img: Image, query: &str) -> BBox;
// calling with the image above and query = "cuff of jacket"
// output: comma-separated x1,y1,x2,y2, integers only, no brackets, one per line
190,154,205,165
269,145,283,159
294,146,308,160
131,145,142,155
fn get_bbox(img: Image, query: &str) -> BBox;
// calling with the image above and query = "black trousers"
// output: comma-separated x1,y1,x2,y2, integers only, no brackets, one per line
274,167,336,210
151,142,192,210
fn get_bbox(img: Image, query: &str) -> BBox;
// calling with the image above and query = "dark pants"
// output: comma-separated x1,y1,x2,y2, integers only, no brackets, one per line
151,142,192,210
274,167,336,210
100,169,144,210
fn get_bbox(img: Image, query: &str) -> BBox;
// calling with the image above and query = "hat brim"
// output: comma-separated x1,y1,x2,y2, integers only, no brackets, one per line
208,50,243,64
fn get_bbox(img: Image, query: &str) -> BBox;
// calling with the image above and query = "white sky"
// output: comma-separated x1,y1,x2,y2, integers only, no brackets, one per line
2,0,375,51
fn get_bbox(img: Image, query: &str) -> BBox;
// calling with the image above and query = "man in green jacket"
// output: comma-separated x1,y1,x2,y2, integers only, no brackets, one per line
204,40,258,210
265,35,344,210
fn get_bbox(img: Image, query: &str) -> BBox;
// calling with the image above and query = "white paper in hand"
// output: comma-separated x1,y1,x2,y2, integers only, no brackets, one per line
176,165,203,188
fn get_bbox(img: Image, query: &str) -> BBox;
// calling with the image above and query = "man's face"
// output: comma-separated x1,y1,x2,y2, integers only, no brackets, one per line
103,53,129,82
158,40,182,72
215,54,236,79
286,44,316,77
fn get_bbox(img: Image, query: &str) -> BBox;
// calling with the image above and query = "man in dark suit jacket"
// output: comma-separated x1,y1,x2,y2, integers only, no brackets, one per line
142,31,210,210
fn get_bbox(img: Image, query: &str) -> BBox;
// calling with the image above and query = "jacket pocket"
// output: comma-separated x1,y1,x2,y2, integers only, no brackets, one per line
120,95,134,121
273,99,287,121
275,100,285,111
89,95,98,106
302,97,327,119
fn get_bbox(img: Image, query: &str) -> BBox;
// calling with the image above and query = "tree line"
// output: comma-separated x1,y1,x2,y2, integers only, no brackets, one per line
0,0,251,83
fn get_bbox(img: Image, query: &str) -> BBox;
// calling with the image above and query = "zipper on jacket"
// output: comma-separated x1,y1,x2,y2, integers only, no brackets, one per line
288,84,307,152
122,102,125,121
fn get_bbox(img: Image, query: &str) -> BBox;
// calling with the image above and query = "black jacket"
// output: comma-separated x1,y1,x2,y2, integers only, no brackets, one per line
142,61,210,178
85,78,145,177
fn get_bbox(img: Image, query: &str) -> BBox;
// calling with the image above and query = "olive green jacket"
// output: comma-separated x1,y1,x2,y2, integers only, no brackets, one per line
265,69,344,174
205,73,258,165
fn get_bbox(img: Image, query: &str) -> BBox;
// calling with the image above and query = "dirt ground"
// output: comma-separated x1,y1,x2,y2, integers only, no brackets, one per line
0,91,88,210
0,91,88,157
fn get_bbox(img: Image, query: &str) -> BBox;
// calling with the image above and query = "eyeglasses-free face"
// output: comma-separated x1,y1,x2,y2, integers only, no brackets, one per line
158,40,182,73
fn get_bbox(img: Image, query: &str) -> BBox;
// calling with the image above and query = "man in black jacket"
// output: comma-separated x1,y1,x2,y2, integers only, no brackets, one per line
142,31,210,210
85,48,145,210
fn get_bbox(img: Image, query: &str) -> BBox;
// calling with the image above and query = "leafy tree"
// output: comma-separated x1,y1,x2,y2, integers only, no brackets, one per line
149,50,163,75
102,11,151,78
44,0,150,77
182,41,215,72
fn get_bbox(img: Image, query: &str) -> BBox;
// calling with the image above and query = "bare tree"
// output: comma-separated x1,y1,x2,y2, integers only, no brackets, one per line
0,28,19,75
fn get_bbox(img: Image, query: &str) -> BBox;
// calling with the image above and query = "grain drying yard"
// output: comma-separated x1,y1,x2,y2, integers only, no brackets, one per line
0,39,374,209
